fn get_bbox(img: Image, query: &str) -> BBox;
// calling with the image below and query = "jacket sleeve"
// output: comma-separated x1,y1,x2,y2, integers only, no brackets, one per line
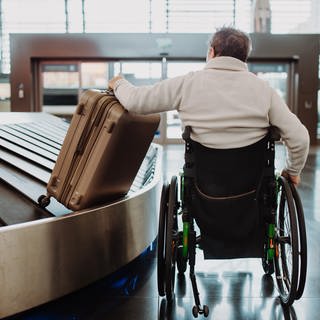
113,75,187,114
268,88,310,175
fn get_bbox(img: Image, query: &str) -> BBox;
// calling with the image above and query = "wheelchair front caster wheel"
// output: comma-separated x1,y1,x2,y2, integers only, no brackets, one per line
38,195,51,208
203,305,209,317
192,304,209,318
192,305,199,318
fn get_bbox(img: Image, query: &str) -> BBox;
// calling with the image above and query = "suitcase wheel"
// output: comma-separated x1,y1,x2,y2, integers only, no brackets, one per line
38,194,51,208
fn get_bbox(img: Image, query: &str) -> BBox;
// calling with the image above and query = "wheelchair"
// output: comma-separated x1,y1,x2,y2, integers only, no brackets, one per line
157,126,307,318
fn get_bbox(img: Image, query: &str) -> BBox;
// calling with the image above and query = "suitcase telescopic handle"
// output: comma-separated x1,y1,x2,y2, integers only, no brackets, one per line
76,89,115,153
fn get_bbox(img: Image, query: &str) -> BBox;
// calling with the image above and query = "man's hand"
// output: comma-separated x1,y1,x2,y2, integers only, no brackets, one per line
108,75,123,90
281,170,301,186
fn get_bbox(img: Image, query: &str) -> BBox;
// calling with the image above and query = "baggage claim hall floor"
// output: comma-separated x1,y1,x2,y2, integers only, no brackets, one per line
8,144,320,320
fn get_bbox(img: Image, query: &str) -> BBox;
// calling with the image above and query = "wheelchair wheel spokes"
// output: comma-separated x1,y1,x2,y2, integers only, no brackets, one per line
274,176,299,306
280,205,293,291
290,183,307,300
157,183,170,297
164,176,179,302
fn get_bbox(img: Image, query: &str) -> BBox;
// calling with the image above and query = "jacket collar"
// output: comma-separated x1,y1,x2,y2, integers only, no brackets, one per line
204,56,248,71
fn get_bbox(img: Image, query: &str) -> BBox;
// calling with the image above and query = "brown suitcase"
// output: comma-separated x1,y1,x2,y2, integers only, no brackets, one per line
38,89,160,211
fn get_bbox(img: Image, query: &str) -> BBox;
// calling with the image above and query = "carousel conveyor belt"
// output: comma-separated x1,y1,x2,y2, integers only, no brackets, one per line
0,113,159,223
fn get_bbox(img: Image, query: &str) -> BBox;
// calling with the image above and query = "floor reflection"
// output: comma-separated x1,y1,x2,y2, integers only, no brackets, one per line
157,256,299,320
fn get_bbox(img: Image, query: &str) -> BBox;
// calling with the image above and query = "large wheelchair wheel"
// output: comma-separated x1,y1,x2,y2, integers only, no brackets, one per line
157,183,169,297
274,176,299,306
164,176,179,302
290,183,307,300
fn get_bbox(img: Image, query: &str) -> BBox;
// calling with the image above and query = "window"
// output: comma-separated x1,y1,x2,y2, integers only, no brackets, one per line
1,0,66,73
81,62,109,89
84,0,150,33
248,62,289,102
42,63,79,108
270,0,312,33
67,0,84,33
114,61,162,85
1,0,319,74
0,74,10,112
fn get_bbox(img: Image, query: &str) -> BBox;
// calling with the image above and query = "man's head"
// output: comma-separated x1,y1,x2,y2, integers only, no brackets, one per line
207,27,252,62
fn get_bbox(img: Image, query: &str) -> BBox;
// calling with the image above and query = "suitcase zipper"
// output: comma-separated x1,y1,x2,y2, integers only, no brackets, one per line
57,93,107,184
65,100,119,207
60,98,119,205
76,95,114,154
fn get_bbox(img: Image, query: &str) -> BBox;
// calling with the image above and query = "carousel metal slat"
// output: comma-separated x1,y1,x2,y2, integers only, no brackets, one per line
1,124,61,154
0,138,55,171
0,149,51,183
0,130,58,161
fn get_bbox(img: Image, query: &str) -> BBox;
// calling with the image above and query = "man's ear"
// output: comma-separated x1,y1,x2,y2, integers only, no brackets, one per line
208,47,215,59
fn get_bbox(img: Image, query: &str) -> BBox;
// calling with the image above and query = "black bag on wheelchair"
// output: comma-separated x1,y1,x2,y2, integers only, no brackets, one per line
185,135,268,259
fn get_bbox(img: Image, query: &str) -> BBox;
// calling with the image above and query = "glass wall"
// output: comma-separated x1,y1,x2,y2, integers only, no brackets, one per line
1,0,320,74
114,62,162,86
1,0,66,74
81,62,109,90
248,61,298,115
248,62,290,103
41,61,109,115
0,74,10,112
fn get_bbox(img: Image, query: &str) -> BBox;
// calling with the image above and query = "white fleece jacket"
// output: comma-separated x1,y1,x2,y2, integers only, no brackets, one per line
114,56,310,176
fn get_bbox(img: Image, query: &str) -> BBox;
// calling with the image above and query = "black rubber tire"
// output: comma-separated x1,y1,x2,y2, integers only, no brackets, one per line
203,305,209,317
38,194,50,208
192,305,199,318
274,176,299,306
164,176,178,302
157,183,169,297
290,183,307,300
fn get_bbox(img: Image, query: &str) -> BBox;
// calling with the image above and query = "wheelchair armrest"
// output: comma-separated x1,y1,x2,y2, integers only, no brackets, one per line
269,126,281,141
182,126,192,141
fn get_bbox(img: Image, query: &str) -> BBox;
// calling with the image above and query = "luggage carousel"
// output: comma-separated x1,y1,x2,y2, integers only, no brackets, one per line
0,113,162,318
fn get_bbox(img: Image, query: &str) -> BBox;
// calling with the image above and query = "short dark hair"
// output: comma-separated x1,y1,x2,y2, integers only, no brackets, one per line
209,27,252,62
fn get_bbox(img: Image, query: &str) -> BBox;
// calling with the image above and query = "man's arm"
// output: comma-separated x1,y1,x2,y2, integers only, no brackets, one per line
269,89,310,185
108,74,188,114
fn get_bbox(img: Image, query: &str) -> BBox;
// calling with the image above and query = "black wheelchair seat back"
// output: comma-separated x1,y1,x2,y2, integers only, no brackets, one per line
183,128,271,259
193,136,267,196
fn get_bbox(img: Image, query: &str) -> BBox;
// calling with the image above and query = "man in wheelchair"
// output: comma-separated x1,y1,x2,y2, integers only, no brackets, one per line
109,27,309,318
